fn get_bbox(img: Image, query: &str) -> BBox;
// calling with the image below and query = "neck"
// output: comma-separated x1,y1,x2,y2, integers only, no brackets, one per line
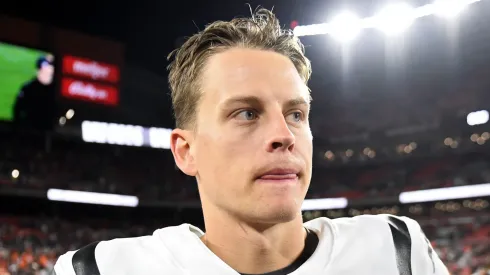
201,207,307,274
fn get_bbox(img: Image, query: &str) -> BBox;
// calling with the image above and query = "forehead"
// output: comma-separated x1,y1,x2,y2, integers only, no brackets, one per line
200,48,309,103
41,64,54,69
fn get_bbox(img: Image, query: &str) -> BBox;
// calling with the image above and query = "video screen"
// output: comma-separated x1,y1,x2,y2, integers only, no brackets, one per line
0,42,55,127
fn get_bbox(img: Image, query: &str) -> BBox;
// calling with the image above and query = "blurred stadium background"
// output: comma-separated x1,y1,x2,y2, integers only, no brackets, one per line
1,0,490,274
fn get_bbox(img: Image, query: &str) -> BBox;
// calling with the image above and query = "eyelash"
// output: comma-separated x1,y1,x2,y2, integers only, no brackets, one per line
233,109,305,123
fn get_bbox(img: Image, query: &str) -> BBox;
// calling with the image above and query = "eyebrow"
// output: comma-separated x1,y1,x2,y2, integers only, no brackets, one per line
222,95,310,109
284,97,310,109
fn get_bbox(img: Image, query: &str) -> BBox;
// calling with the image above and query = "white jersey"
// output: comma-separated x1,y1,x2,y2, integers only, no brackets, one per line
54,214,449,275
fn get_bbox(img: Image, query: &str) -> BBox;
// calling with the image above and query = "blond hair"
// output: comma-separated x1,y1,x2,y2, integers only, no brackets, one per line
167,8,311,129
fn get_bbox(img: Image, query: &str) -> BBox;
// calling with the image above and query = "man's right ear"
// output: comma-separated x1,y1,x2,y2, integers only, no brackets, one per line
170,128,197,177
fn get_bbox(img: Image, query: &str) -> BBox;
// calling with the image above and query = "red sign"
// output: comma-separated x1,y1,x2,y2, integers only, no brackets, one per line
62,55,120,83
61,78,119,106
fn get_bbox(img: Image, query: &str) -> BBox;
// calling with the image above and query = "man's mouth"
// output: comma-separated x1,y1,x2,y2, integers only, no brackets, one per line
260,174,298,180
257,168,300,182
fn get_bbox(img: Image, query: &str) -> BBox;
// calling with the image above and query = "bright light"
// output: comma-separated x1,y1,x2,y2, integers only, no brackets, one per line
47,189,139,207
66,109,75,119
293,23,330,36
467,110,489,126
399,183,490,203
434,0,470,18
293,0,487,37
11,169,19,179
59,117,66,125
81,120,171,149
302,197,348,210
328,12,362,42
374,3,416,35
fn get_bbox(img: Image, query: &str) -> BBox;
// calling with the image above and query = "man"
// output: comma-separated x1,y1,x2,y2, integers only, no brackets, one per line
13,54,56,130
53,9,449,275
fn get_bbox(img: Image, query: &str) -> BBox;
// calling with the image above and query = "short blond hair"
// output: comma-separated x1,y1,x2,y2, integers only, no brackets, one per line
167,8,312,129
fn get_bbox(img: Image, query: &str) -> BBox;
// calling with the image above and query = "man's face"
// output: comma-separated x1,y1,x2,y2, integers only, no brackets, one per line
37,64,54,85
191,48,312,224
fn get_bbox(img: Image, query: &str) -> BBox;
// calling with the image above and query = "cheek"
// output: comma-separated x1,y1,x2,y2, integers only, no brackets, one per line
296,131,313,173
200,135,255,186
195,133,245,178
296,128,313,152
195,139,251,200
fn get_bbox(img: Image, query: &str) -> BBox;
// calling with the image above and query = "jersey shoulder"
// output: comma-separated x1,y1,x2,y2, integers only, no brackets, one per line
307,214,420,250
54,225,193,275
332,213,418,234
308,214,420,237
329,214,449,275
54,235,155,275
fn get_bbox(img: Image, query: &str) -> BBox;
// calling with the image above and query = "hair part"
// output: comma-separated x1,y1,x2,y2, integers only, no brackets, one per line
167,8,312,130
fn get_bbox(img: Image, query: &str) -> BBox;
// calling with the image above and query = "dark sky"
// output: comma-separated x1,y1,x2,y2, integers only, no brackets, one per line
3,0,434,73
4,0,310,74
3,0,441,76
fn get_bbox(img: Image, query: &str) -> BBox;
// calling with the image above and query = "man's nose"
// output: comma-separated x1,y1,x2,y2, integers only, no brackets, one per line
265,117,295,153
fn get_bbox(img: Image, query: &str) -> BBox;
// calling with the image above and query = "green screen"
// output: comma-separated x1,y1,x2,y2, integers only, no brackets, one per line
0,42,51,121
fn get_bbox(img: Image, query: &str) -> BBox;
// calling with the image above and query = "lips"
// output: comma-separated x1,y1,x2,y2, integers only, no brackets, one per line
260,174,298,180
258,169,299,181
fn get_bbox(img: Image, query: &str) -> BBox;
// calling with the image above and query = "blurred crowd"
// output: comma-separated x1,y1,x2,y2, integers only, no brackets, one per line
0,213,488,275
309,152,490,199
319,75,488,138
0,133,198,201
423,215,490,275
313,44,490,139
1,132,490,202
0,216,156,275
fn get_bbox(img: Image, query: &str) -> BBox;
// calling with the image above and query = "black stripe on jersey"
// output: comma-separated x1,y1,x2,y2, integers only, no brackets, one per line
72,242,101,275
423,234,436,273
387,216,412,275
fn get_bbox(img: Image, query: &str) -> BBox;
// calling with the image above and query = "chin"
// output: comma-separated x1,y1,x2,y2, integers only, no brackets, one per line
251,201,301,224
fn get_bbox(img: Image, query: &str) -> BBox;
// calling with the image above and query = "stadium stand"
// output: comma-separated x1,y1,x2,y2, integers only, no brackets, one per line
422,215,490,274
0,213,488,274
0,215,156,275
0,133,198,201
2,131,490,202
309,152,490,199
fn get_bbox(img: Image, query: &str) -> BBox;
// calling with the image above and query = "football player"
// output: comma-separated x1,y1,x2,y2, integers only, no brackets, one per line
54,9,449,275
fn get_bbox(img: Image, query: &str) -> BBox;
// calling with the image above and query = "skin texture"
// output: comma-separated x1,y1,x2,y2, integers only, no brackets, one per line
170,48,313,274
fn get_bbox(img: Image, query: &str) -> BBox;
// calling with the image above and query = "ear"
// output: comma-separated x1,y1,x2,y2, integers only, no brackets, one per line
170,128,197,177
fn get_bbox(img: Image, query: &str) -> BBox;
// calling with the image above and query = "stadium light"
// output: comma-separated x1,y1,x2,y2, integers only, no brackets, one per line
328,12,362,42
434,0,471,18
81,120,172,149
293,0,487,37
467,110,489,126
399,183,490,203
47,189,139,207
293,23,330,36
373,3,416,35
301,197,348,210
66,109,75,119
11,169,19,179
59,117,66,126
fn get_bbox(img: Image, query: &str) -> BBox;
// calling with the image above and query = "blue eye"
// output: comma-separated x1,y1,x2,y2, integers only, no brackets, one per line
287,111,303,122
236,110,258,121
